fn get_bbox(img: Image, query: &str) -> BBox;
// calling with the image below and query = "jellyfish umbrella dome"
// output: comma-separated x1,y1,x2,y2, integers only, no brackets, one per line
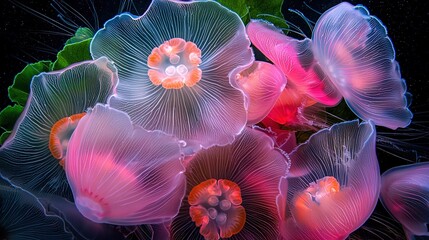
380,162,429,239
279,120,380,239
247,2,412,129
90,0,255,154
0,57,118,200
65,104,186,225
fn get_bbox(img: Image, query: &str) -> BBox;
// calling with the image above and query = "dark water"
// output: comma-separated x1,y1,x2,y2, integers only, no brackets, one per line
0,0,428,239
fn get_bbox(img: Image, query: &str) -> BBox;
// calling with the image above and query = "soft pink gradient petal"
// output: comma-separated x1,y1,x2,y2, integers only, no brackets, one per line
66,104,186,225
280,120,380,239
236,61,286,125
247,20,342,106
267,84,312,125
312,2,412,129
380,162,429,238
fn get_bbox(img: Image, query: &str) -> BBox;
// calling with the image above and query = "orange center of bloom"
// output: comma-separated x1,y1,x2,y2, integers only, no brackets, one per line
49,112,86,167
188,179,246,240
292,176,341,226
147,38,202,89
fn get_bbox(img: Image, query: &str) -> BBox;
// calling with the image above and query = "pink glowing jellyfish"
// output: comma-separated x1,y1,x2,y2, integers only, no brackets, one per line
91,0,255,153
234,61,286,125
65,104,186,225
247,2,412,129
170,127,290,240
0,58,118,200
380,162,429,239
279,120,380,239
247,20,342,126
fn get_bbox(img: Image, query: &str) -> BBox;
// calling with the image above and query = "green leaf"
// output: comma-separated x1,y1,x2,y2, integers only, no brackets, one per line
0,105,24,145
217,0,250,21
0,131,11,145
65,27,94,45
51,38,92,71
0,105,24,131
217,0,288,29
8,61,52,106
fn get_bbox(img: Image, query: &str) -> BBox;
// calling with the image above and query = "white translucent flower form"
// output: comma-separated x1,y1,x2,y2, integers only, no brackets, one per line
65,104,186,225
312,2,412,129
0,58,118,200
91,0,254,153
278,120,380,239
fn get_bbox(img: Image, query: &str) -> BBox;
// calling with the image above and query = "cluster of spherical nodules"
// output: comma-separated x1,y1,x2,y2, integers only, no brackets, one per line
188,179,246,240
147,38,202,89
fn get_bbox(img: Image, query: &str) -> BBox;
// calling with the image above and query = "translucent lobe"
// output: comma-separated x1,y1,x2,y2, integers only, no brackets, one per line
171,127,289,239
92,0,253,153
380,162,429,238
34,193,130,240
235,61,286,125
0,185,73,240
66,104,186,225
188,179,246,239
280,120,380,239
267,84,314,125
147,38,202,89
312,2,412,129
49,112,86,167
0,57,118,200
261,118,297,152
246,20,342,106
291,176,341,227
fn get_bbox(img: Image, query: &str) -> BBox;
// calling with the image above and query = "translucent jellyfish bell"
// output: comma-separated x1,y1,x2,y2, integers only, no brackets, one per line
65,104,186,225
0,57,118,200
170,127,290,239
279,120,380,239
312,2,413,129
247,3,413,130
0,183,73,239
91,0,254,153
235,61,286,125
380,162,429,239
247,20,342,107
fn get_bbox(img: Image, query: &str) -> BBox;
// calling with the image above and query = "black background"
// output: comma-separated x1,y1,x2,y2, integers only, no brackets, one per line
0,0,428,239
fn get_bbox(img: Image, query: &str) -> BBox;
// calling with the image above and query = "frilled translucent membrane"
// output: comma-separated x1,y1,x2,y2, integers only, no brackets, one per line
279,120,380,239
235,61,286,125
0,58,118,200
380,162,429,239
312,2,412,129
91,0,253,153
49,113,86,167
171,127,290,239
0,184,73,239
247,20,342,107
65,104,186,225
